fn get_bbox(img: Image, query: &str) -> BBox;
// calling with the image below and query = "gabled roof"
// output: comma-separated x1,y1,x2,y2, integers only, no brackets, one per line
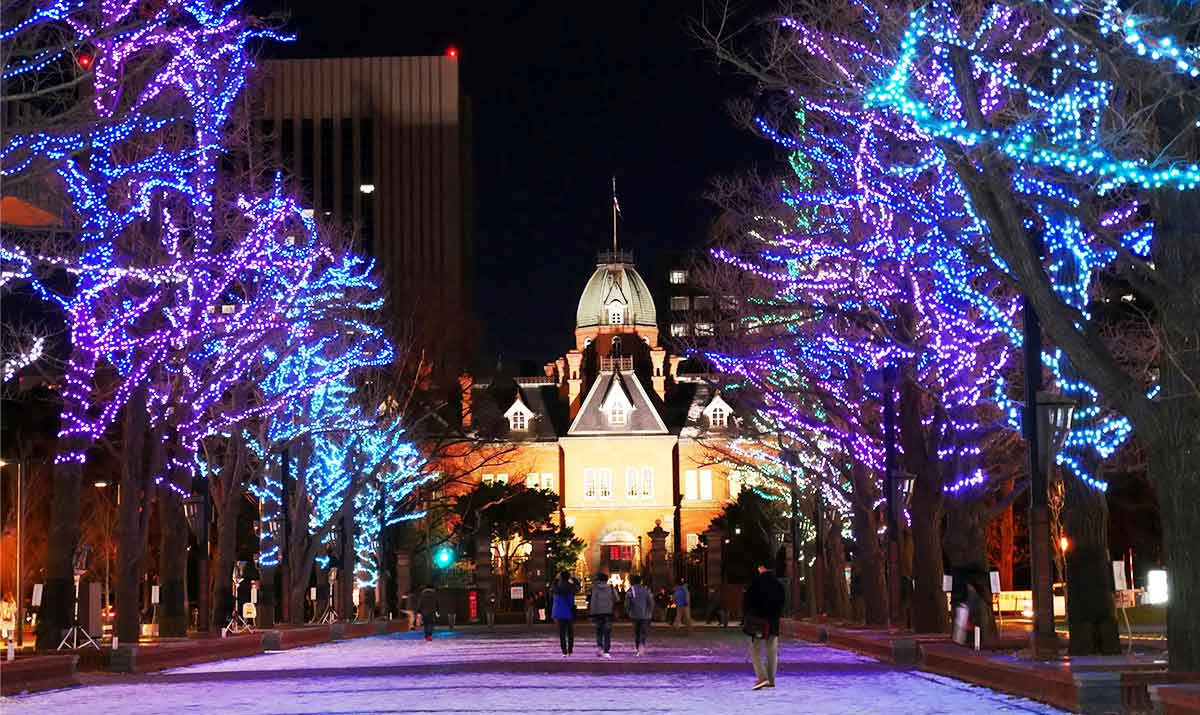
671,375,750,439
469,377,566,441
569,369,668,435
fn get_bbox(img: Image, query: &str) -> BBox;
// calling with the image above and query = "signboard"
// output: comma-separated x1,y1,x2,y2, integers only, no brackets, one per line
250,585,258,604
510,586,524,601
151,585,160,604
942,575,953,592
309,587,317,601
989,571,1001,595
242,603,257,619
31,584,43,607
1115,590,1137,609
468,591,478,621
1113,561,1128,592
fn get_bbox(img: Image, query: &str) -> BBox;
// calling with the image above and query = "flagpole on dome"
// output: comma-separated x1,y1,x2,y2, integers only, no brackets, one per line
611,175,620,253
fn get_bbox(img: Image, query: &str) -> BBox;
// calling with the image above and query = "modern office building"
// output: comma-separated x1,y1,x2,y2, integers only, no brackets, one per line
257,56,471,375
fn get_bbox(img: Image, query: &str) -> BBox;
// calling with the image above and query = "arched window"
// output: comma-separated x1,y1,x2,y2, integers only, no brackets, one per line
608,304,625,325
609,404,627,425
710,405,728,428
611,335,622,357
510,411,527,431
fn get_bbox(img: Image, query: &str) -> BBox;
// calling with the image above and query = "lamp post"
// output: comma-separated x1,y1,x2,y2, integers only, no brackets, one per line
1027,387,1076,660
183,486,211,634
92,480,117,611
1,459,24,647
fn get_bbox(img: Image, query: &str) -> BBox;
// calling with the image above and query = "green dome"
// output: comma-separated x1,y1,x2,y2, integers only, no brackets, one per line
575,251,658,330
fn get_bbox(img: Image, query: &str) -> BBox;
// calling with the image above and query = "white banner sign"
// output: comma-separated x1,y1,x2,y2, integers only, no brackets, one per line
1113,561,1127,592
151,585,160,604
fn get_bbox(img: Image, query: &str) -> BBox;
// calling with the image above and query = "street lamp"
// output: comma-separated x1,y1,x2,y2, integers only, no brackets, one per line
1026,389,1076,659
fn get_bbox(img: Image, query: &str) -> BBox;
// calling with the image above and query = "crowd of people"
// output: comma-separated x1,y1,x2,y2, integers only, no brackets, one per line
409,561,786,690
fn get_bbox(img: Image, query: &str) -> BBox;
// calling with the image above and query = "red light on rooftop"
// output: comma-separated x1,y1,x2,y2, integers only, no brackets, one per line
445,46,458,59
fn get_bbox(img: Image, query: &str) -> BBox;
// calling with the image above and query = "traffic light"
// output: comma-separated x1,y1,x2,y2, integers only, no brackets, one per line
434,546,454,569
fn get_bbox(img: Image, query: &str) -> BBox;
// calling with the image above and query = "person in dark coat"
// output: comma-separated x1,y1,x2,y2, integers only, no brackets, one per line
416,586,439,641
743,563,786,689
551,571,580,655
588,573,617,657
625,574,654,655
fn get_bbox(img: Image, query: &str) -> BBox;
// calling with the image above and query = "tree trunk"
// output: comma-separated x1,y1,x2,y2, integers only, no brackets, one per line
257,565,276,629
340,511,355,620
909,487,948,633
850,492,888,626
943,498,997,644
211,493,239,631
996,504,1015,591
289,556,315,625
1150,428,1200,672
823,514,850,619
115,397,159,645
36,457,85,649
158,488,190,637
1061,472,1120,655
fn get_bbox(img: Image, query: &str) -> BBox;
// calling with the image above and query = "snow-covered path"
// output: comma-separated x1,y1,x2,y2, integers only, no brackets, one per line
1,627,1067,714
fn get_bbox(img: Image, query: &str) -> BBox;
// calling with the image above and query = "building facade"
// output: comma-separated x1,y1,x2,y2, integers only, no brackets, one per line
256,56,471,374
458,250,756,584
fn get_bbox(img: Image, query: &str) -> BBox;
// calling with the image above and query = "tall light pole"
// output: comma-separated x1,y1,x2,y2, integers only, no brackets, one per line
881,363,902,628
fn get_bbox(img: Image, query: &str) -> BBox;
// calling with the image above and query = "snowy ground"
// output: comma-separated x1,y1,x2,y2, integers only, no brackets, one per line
1,626,1068,714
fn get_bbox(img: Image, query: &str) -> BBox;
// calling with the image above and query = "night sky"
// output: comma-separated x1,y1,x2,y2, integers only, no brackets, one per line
251,0,773,366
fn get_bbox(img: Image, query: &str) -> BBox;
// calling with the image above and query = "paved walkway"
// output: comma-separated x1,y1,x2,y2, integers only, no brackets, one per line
1,625,1067,714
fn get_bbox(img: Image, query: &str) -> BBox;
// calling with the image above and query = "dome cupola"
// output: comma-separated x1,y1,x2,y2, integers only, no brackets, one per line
575,250,658,331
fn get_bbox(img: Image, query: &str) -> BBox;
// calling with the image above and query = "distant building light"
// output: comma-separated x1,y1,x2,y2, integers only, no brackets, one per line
359,184,375,194
669,270,688,285
301,208,314,219
221,304,236,314
1121,294,1135,302
1146,569,1168,604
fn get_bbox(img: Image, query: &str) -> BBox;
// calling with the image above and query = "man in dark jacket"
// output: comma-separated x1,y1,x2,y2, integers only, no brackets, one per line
417,586,439,642
743,563,786,689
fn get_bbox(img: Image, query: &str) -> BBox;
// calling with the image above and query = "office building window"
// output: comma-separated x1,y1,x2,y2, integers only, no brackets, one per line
669,270,688,284
693,296,713,310
670,323,690,337
695,322,715,336
670,296,690,311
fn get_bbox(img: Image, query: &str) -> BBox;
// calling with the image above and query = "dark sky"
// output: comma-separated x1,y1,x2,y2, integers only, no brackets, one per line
251,0,772,366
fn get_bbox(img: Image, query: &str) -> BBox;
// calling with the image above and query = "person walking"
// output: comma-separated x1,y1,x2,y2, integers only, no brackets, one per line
743,562,786,690
551,571,580,656
416,585,439,642
0,592,15,641
589,573,617,657
626,575,653,656
672,579,692,628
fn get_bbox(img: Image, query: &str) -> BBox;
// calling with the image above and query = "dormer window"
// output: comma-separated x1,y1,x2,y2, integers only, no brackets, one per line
503,398,534,433
609,404,627,425
510,411,527,431
710,406,728,428
608,305,625,325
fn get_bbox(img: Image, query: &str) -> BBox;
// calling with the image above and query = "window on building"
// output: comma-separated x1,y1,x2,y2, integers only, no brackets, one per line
670,323,690,337
693,296,713,311
669,270,688,284
482,473,494,485
625,467,639,499
686,533,700,551
721,295,739,311
641,467,653,500
510,411,527,431
584,469,596,500
695,322,715,336
684,470,698,501
670,296,690,311
710,406,728,428
700,470,713,501
608,305,625,324
609,404,627,425
494,474,508,485
598,469,613,499
541,473,555,492
526,474,539,490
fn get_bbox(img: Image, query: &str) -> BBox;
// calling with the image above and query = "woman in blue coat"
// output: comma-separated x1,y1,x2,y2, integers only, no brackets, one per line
551,571,580,655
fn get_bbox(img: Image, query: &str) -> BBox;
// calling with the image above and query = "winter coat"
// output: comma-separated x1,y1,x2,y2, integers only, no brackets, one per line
673,584,689,607
551,579,578,621
416,588,439,617
588,582,617,616
743,570,786,637
625,585,654,621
